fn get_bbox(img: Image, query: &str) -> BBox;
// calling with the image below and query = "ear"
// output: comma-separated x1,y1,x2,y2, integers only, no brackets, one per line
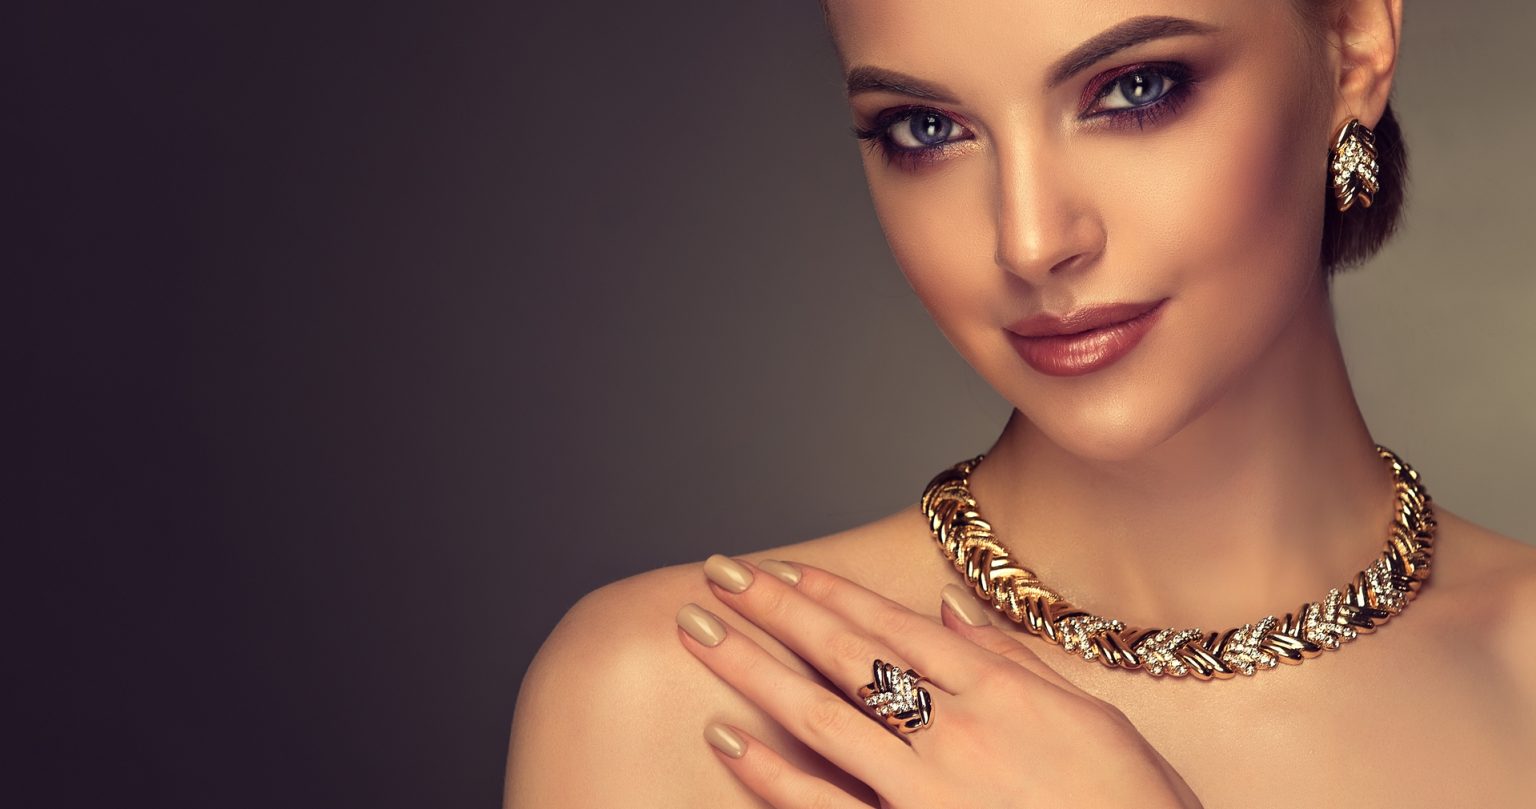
1326,0,1403,130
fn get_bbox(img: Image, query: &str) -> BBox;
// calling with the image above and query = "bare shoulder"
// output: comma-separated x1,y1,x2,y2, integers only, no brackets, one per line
1431,505,1536,617
1428,505,1536,714
504,509,917,808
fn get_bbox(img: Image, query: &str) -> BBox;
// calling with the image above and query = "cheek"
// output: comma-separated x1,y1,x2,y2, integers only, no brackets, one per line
865,160,1004,353
1114,72,1328,394
1110,80,1322,291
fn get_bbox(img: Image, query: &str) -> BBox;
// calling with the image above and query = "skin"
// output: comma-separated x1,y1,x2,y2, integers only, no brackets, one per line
506,1,1536,806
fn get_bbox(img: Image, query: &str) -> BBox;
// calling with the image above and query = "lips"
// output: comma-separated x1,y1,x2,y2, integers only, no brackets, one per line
1005,298,1166,338
1004,297,1168,377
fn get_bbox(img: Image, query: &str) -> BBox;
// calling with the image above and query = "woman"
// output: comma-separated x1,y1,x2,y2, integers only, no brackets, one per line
506,1,1536,806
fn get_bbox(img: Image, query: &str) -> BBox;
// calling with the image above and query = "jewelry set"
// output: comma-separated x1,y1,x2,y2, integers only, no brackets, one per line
859,117,1421,739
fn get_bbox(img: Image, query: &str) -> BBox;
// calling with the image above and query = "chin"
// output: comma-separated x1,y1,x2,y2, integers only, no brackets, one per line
1023,396,1196,462
976,338,1224,464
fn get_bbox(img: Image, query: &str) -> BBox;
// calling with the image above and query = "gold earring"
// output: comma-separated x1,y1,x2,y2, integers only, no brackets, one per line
1330,117,1380,212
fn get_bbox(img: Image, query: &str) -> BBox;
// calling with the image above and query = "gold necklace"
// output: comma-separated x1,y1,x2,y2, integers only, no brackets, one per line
920,444,1436,680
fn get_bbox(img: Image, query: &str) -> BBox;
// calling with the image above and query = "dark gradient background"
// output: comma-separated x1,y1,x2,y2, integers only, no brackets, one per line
19,2,1534,807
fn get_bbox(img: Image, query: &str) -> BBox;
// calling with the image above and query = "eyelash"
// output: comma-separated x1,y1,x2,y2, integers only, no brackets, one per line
851,62,1199,171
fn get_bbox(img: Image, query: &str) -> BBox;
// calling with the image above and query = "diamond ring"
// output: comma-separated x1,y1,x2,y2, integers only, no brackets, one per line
855,659,934,735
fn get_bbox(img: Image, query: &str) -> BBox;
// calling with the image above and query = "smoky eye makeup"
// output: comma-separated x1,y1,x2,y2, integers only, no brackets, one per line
1080,61,1199,130
850,105,977,171
850,60,1202,172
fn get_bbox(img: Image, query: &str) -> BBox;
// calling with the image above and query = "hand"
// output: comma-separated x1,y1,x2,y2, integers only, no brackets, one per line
675,555,1205,809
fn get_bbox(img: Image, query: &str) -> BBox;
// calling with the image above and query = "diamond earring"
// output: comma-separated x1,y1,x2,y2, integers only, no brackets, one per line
1330,117,1381,212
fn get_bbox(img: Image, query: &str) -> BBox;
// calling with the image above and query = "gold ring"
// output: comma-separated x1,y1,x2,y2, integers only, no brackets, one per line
856,659,934,734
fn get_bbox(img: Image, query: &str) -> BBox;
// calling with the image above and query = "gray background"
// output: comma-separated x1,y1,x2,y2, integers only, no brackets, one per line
20,1,1533,807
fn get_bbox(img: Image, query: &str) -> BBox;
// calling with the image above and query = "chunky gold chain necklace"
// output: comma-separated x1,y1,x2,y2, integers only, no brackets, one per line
920,444,1436,680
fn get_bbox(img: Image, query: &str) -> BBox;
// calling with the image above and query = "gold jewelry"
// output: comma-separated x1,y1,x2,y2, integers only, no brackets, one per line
1330,117,1381,212
856,659,935,734
919,444,1436,680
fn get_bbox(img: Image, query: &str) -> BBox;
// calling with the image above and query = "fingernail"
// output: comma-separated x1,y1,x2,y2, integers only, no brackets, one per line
704,722,745,758
703,553,754,593
941,583,993,627
677,603,726,646
758,559,801,585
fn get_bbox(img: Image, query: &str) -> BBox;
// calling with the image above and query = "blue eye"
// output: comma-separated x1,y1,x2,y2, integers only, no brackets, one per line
1087,62,1191,117
1095,68,1176,111
892,110,957,150
850,106,973,169
1083,63,1199,130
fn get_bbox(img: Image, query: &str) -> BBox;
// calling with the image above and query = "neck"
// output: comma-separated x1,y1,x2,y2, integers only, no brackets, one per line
967,281,1396,630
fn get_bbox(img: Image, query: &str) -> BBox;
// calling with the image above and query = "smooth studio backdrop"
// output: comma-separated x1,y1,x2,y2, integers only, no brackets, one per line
21,2,1534,807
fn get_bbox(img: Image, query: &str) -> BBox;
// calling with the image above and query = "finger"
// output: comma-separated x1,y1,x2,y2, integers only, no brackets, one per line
937,587,1099,699
707,555,993,696
675,602,921,796
703,722,874,809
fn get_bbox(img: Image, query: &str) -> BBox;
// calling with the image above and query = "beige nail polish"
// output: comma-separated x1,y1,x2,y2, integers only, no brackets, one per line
703,553,753,593
758,559,801,585
941,583,993,627
704,722,745,758
677,603,726,646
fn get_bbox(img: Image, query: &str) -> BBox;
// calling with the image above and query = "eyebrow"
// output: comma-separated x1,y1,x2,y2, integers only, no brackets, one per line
1046,15,1218,88
844,14,1220,101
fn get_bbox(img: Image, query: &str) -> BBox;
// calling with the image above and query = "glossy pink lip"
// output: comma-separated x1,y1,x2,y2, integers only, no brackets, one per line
1005,297,1167,377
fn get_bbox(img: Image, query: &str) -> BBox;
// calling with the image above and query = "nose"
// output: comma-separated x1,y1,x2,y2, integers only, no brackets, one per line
992,137,1104,284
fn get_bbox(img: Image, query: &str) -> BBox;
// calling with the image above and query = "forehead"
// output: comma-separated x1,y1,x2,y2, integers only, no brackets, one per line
824,0,1275,81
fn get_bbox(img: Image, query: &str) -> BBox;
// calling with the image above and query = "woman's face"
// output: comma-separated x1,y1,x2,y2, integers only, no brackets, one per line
825,1,1344,461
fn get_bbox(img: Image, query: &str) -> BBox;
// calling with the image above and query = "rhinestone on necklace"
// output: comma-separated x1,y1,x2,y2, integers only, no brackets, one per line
920,444,1436,680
